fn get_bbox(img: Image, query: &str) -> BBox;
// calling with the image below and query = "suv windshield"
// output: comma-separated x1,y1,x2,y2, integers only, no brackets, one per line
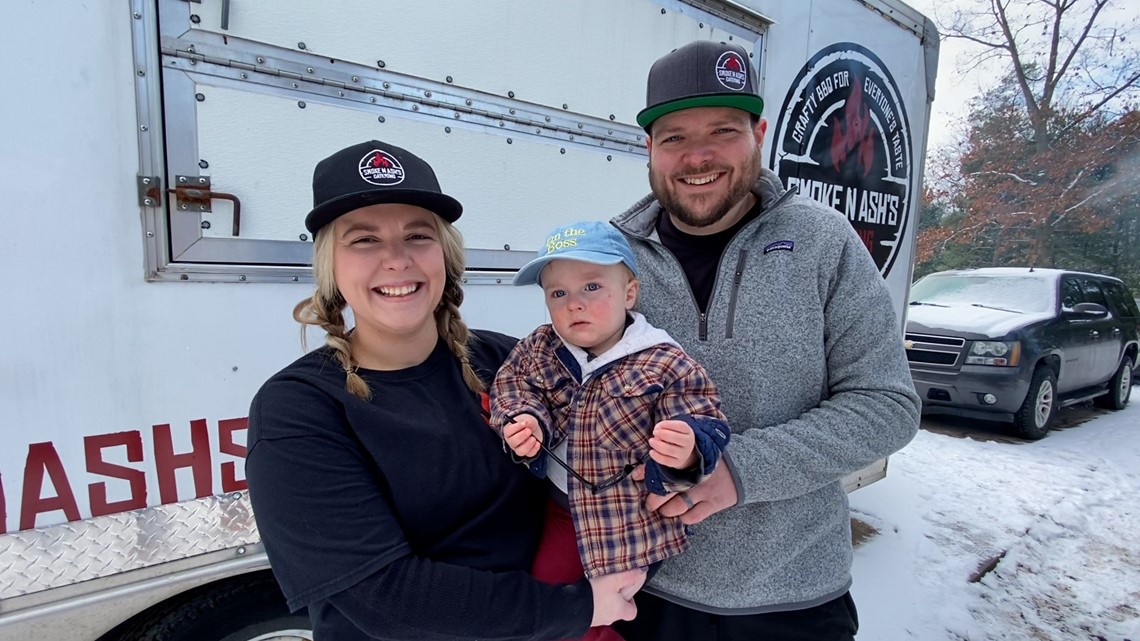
909,273,1055,314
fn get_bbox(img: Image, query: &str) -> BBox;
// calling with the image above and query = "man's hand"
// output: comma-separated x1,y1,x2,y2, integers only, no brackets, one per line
648,419,698,469
633,462,738,525
502,413,542,458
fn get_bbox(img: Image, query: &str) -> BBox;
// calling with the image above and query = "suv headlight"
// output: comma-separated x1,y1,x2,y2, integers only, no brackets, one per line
966,341,1021,367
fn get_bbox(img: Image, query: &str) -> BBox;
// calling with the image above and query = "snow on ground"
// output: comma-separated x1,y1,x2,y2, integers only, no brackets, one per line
850,401,1140,641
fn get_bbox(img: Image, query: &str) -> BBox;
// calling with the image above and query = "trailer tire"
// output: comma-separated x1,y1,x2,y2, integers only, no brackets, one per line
119,573,311,641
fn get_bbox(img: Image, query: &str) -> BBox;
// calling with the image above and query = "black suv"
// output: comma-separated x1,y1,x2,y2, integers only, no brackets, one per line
905,268,1139,439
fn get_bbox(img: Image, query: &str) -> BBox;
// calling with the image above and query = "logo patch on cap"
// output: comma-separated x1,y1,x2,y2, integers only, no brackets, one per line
715,51,748,91
358,150,405,186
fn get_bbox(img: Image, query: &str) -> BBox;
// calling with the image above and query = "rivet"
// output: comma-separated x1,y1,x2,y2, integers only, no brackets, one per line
496,278,502,284
370,97,376,103
178,176,187,183
499,121,505,127
445,126,452,133
137,69,145,77
661,8,666,13
142,178,152,185
292,276,300,281
338,90,344,96
383,82,390,89
256,56,264,64
377,60,386,68
446,76,453,83
133,12,141,19
608,129,613,134
425,90,432,97
180,274,189,280
545,116,551,122
199,205,207,211
454,113,461,119
462,277,469,284
189,59,196,66
187,45,195,52
195,93,205,102
412,104,419,111
201,220,211,229
240,72,247,79
147,231,155,237
569,135,575,140
578,123,584,129
728,35,733,40
378,116,386,123
503,244,511,250
299,233,309,241
536,128,541,134
298,101,306,108
749,52,754,58
291,82,298,88
465,99,472,106
636,136,643,141
237,546,247,555
562,103,568,109
190,14,200,24
144,198,154,206
509,108,516,115
198,177,207,184
298,42,307,50
307,66,314,73
199,160,209,168
699,22,704,28
607,155,612,161
506,138,513,144
180,204,188,210
508,91,515,98
609,114,615,121
560,148,566,154
239,275,247,281
352,76,360,82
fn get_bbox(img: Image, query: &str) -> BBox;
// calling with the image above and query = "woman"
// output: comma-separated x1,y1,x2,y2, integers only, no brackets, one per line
246,140,645,640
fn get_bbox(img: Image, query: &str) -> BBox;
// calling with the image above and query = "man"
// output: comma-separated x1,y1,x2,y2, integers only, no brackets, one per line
611,40,921,640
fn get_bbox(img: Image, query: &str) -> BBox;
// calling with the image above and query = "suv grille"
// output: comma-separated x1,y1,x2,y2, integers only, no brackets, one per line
905,333,965,369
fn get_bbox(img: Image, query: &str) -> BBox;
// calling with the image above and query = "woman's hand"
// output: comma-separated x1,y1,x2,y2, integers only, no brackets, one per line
588,569,646,627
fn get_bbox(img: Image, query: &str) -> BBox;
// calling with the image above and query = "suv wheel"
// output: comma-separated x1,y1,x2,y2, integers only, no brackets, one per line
1094,356,1133,410
1013,366,1057,440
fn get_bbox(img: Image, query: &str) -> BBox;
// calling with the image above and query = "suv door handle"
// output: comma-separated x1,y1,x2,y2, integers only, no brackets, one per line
1089,330,1100,337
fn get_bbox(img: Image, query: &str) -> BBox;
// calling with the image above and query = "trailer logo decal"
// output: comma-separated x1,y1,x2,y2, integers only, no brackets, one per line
358,150,405,186
715,51,748,90
769,43,912,278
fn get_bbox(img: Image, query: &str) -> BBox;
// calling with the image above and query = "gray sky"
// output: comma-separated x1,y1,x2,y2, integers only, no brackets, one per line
903,0,1140,149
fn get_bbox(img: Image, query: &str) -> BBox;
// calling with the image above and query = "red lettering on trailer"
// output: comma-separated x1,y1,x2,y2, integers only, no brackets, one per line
154,420,213,504
86,431,147,517
218,417,248,492
21,442,81,530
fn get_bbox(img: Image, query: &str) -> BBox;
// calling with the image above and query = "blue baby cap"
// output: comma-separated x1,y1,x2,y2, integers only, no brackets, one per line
513,220,639,286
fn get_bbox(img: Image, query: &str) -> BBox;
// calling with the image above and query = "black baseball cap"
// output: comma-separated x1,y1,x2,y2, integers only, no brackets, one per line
304,140,463,236
637,40,764,130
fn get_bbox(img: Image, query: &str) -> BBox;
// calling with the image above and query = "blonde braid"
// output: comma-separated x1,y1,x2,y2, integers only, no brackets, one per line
436,220,484,393
294,231,372,400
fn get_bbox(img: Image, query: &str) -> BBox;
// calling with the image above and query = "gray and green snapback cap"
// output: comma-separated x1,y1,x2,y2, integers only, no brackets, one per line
637,40,764,130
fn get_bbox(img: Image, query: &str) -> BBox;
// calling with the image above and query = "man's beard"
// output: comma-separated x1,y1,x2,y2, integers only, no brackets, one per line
649,146,761,230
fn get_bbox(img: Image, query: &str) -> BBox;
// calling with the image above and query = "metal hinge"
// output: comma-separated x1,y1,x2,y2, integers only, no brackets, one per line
138,176,161,207
161,38,647,154
679,0,772,34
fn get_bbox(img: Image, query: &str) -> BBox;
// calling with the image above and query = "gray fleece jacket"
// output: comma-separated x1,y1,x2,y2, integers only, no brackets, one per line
610,167,921,613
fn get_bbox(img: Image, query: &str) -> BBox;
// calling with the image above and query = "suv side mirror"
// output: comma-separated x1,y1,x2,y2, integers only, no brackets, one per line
1068,302,1108,318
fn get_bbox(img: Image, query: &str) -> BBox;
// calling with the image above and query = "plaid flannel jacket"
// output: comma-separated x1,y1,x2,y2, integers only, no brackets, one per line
489,322,727,577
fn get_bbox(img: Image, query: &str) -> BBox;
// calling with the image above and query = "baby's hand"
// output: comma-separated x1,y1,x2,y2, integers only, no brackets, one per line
649,420,698,469
503,413,543,458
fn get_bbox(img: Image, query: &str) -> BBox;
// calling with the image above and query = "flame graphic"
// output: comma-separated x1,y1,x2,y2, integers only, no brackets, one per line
829,76,876,176
723,55,742,71
370,153,391,168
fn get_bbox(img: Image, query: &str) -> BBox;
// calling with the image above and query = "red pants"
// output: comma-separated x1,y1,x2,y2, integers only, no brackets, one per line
532,499,625,641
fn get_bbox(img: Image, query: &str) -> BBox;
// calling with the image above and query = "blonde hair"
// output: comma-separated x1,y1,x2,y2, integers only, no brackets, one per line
293,212,483,400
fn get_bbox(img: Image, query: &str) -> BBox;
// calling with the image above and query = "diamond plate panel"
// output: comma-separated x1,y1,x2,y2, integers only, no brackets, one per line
0,493,260,599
